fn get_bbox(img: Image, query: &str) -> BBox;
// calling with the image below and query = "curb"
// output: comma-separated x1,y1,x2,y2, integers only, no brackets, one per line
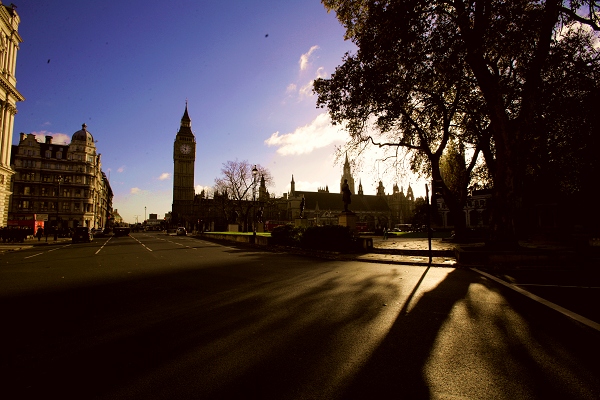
472,268,600,332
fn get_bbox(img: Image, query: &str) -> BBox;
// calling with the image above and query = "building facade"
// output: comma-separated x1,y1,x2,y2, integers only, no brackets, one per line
8,125,113,233
435,189,492,229
172,103,196,227
0,2,23,226
286,160,415,231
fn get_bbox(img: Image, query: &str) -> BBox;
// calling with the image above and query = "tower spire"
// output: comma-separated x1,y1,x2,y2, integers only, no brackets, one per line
181,102,191,129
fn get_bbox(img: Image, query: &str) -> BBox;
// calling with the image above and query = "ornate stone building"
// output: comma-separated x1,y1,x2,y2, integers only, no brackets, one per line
9,125,113,232
172,103,196,227
287,160,415,231
0,2,23,226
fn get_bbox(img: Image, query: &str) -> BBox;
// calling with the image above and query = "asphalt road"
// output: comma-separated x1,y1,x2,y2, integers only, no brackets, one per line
1,232,598,399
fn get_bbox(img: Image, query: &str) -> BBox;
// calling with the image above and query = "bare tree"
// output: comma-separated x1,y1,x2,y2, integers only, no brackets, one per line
214,159,272,231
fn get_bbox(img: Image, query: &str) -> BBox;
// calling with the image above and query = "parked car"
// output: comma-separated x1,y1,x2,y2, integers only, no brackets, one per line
72,227,93,243
176,227,187,236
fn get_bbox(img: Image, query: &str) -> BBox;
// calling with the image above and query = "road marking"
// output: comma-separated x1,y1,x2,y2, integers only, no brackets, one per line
24,252,44,259
131,236,153,252
472,268,600,332
95,237,113,255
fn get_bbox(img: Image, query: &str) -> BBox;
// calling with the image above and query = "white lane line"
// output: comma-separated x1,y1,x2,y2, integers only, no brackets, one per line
131,236,153,252
24,253,44,259
472,268,600,332
95,237,113,255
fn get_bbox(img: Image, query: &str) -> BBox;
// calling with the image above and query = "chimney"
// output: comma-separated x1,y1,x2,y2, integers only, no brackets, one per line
20,132,26,142
45,136,52,144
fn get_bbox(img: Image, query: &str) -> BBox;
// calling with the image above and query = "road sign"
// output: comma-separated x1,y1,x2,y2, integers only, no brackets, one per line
36,214,49,221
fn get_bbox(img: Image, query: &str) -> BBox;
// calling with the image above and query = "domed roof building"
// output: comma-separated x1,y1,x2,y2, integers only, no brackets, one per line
9,123,113,232
71,123,95,143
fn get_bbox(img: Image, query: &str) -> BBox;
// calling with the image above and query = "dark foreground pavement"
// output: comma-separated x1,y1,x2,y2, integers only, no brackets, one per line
1,233,599,399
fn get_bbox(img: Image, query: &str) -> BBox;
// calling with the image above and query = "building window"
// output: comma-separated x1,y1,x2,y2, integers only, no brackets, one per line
74,203,80,212
57,152,62,159
45,150,51,158
62,202,69,212
41,187,47,196
75,189,81,197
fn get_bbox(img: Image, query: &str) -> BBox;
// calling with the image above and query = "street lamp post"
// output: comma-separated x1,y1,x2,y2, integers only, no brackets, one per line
252,165,258,239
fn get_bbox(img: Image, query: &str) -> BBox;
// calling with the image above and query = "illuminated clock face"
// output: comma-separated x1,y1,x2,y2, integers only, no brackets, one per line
180,144,191,154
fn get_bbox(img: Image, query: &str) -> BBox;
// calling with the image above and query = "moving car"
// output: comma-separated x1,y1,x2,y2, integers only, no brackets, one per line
176,227,187,236
72,226,93,243
91,228,105,238
113,227,131,237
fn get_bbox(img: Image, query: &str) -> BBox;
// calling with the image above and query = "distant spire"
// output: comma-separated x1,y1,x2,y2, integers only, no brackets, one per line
181,101,191,128
290,174,296,196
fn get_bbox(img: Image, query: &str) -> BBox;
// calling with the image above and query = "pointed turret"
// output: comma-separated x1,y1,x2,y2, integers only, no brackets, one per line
406,184,414,201
340,152,355,194
178,101,193,135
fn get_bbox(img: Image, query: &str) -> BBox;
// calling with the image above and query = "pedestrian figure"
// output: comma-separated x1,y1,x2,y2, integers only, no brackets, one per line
342,179,352,212
383,227,388,240
36,227,44,241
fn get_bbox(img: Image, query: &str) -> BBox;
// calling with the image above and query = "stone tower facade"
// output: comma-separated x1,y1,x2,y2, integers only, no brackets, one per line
172,103,196,226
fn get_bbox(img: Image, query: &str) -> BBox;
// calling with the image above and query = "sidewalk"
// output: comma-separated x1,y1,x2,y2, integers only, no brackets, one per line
0,236,71,253
352,236,458,267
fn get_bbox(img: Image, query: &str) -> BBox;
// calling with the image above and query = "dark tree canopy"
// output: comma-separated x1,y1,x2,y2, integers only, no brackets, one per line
316,0,600,246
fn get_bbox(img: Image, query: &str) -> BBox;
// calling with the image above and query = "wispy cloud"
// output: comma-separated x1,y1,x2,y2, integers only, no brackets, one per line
298,80,315,99
291,64,327,101
157,172,170,181
117,166,125,173
264,112,348,156
130,187,141,194
299,45,319,71
31,131,70,145
286,83,297,93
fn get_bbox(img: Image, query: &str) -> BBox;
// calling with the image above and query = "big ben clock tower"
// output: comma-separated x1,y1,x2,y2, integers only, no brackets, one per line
172,102,196,224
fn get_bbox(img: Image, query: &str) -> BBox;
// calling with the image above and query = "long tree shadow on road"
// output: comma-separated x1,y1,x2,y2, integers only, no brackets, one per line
339,267,474,399
2,251,599,399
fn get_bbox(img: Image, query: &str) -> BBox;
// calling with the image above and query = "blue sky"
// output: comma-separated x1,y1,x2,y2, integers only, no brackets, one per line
13,0,424,223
